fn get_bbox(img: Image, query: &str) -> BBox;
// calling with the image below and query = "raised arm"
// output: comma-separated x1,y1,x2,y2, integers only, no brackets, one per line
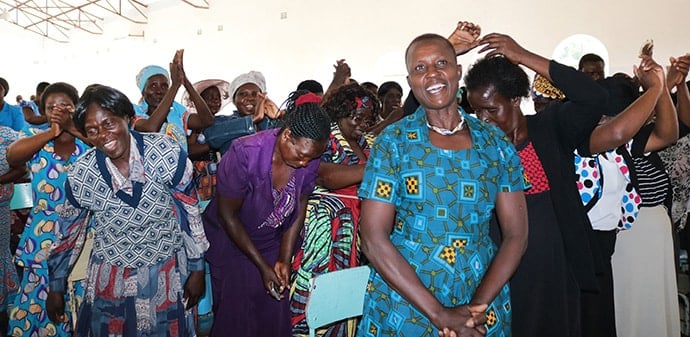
134,50,184,133
589,58,664,154
644,55,678,152
668,54,690,130
182,53,214,130
478,33,550,81
324,59,351,100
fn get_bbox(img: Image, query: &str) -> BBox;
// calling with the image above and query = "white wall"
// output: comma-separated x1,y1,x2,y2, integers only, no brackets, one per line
1,0,688,109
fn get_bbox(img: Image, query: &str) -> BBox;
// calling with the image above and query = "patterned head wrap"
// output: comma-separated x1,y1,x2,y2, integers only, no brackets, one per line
135,65,170,93
229,71,266,99
531,74,566,100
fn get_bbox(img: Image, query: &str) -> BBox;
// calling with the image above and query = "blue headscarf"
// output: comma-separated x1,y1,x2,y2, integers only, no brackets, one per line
136,65,169,93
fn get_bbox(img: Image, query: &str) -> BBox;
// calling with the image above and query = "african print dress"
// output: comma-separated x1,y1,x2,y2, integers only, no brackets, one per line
9,127,89,337
0,126,19,312
356,108,525,336
291,124,371,337
48,132,209,337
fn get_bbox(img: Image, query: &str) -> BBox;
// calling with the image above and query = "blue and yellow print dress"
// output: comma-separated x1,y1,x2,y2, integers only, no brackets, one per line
356,107,525,337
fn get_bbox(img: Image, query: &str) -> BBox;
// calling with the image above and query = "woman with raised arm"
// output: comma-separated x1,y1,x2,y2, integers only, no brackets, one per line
464,34,609,337
6,82,89,337
132,49,214,150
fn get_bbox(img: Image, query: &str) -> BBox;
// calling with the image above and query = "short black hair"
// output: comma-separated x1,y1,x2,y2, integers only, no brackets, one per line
405,33,455,68
74,84,135,133
322,83,381,121
281,90,331,141
465,56,530,99
377,81,403,99
296,80,324,95
578,53,605,70
40,82,79,115
36,82,50,94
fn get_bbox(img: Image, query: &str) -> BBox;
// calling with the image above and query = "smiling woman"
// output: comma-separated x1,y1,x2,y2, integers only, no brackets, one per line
201,90,331,337
355,32,528,337
45,84,210,337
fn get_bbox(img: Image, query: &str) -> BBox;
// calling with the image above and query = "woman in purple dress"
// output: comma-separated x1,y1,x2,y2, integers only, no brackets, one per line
202,91,331,337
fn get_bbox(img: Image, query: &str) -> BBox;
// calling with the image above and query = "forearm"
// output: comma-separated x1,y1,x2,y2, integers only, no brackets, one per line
650,84,679,147
362,230,445,327
185,79,214,129
470,230,526,306
316,164,364,190
187,140,212,160
222,215,271,270
676,82,690,127
278,196,308,263
518,51,551,82
589,85,661,154
134,87,180,132
471,192,528,306
0,166,27,184
7,131,54,167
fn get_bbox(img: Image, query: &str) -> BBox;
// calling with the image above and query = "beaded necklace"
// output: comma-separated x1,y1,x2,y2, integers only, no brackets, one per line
426,111,465,135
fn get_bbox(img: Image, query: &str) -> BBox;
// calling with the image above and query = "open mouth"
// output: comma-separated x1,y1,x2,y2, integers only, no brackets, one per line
426,83,446,95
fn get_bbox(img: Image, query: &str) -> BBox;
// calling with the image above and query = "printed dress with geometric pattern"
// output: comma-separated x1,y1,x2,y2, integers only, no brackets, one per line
356,108,525,337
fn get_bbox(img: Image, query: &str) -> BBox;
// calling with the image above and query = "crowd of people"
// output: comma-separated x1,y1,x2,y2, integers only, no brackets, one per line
0,19,688,337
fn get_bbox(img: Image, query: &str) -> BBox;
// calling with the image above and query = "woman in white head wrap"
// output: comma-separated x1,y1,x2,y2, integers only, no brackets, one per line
132,49,214,150
228,70,282,128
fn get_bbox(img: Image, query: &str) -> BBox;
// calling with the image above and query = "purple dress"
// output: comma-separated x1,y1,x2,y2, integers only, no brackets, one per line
203,129,319,337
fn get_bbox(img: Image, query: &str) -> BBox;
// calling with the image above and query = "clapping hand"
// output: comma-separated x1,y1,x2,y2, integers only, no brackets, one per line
448,21,481,56
667,54,690,88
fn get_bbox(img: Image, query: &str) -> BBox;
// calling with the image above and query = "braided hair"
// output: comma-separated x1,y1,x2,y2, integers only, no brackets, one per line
321,83,381,121
281,90,331,141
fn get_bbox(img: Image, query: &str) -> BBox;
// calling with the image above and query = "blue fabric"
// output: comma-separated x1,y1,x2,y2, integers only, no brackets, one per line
356,107,525,336
0,102,25,131
133,100,190,149
136,65,169,93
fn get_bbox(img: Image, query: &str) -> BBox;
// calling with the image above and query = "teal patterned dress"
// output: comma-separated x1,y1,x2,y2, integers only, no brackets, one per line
356,108,526,337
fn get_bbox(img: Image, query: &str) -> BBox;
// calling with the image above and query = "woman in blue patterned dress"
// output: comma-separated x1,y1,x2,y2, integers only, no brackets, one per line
6,82,90,337
356,33,528,337
44,84,209,337
0,126,25,333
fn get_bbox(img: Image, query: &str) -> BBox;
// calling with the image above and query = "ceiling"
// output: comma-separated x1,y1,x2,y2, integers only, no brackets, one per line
0,0,208,42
